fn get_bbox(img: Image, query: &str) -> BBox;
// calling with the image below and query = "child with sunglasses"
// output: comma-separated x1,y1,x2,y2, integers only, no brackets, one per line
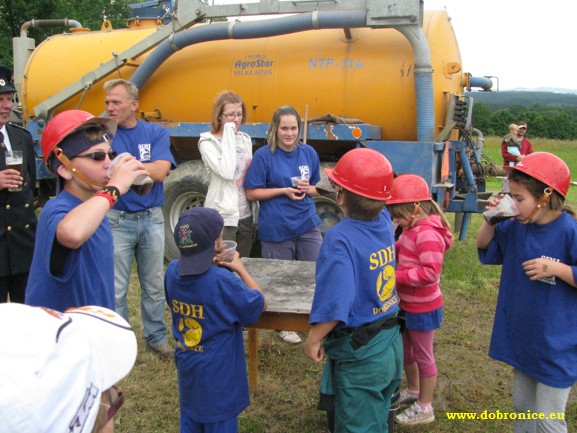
25,110,148,312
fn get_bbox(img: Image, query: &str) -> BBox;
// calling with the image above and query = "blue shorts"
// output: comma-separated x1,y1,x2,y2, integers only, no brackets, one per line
401,307,443,331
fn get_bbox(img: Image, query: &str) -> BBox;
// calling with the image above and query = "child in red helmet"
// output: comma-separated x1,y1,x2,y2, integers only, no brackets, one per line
477,152,577,433
385,174,453,426
25,110,148,311
304,147,403,433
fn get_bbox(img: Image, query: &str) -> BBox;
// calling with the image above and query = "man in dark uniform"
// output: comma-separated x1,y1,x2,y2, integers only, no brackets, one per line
0,66,37,303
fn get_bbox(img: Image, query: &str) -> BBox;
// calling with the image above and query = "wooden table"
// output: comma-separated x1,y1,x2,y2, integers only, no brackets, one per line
242,258,315,393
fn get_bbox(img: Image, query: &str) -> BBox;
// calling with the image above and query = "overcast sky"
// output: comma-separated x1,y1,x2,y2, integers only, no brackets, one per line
212,0,574,91
426,0,576,91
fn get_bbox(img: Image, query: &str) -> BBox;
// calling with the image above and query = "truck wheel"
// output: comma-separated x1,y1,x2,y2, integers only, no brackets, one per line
163,161,209,261
314,195,343,235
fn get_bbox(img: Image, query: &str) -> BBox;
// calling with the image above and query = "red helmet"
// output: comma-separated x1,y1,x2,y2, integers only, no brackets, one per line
325,148,393,200
386,174,431,204
504,152,570,197
41,110,117,173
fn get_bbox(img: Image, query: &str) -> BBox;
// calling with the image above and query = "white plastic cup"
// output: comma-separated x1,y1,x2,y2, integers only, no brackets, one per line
291,176,302,187
291,176,306,197
220,240,237,262
483,194,520,225
109,152,153,195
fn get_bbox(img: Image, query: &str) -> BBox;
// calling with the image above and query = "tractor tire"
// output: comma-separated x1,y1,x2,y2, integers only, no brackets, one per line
315,162,344,235
314,194,343,235
163,161,209,261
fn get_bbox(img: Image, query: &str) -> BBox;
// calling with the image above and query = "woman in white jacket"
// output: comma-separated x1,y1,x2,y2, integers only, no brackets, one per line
198,91,254,257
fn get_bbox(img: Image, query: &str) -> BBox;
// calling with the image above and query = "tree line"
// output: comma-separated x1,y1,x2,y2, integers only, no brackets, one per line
472,103,577,140
0,0,132,67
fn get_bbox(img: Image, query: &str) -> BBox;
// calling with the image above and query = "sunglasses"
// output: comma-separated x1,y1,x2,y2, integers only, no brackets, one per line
74,150,117,161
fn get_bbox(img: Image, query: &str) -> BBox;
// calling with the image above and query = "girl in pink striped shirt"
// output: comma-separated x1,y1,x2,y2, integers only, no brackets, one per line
386,174,454,426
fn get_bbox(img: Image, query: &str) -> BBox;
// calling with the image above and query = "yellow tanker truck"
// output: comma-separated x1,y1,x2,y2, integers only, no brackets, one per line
12,0,494,259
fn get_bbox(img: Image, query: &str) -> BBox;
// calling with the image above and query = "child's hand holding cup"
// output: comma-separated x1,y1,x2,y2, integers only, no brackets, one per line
483,194,520,225
219,240,238,263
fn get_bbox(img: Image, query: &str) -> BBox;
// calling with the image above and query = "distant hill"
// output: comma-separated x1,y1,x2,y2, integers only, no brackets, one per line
465,91,577,110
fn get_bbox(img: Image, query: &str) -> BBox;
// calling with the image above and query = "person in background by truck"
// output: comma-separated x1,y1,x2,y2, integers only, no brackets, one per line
198,91,255,257
304,148,402,433
244,105,322,344
502,121,534,192
25,110,148,311
502,123,521,163
103,78,176,359
0,65,37,303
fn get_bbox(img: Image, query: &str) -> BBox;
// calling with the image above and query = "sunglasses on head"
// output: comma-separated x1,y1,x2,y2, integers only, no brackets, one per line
74,150,117,161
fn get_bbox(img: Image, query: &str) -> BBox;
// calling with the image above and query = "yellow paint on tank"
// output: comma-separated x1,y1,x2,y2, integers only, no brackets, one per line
22,10,463,141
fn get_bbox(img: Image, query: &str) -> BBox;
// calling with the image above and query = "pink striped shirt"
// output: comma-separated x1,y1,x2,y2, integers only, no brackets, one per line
395,215,453,313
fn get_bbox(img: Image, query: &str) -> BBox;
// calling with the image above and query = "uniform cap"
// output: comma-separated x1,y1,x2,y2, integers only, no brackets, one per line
0,66,16,93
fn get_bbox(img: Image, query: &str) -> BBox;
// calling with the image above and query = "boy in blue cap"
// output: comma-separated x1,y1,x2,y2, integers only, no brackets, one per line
164,207,267,433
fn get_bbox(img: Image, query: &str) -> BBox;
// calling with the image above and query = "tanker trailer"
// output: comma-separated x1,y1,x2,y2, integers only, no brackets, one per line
14,0,494,260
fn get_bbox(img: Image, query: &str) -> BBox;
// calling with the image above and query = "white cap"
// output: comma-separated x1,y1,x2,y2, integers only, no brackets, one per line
0,304,137,433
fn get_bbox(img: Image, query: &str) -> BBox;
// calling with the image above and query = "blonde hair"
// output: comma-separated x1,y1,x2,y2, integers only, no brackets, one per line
209,91,246,134
267,106,302,154
387,200,452,229
508,123,519,133
103,79,139,101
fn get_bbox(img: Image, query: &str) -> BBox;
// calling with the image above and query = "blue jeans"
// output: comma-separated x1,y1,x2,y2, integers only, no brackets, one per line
108,207,168,346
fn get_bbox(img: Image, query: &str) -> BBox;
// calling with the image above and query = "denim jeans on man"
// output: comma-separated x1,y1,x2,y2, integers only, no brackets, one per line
108,206,168,346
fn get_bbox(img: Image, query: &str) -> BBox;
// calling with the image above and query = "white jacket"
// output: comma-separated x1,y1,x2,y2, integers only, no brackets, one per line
198,123,253,226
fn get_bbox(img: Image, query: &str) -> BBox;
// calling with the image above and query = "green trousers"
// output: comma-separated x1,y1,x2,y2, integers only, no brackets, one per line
320,326,403,433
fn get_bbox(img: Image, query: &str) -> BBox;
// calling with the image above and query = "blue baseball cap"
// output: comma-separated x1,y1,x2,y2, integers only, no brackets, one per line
174,207,224,276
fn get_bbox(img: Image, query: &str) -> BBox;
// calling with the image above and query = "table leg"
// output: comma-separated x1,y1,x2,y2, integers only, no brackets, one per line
248,328,258,394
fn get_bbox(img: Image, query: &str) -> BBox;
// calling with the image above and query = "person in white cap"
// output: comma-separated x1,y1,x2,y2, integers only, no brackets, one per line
0,303,138,433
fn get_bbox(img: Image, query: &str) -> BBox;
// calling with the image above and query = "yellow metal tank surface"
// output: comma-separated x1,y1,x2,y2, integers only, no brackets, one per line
22,10,463,141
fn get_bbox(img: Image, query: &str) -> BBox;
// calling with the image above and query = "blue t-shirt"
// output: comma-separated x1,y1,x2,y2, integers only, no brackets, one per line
310,209,399,329
164,261,265,423
111,120,176,212
244,143,321,242
25,191,115,310
478,211,577,388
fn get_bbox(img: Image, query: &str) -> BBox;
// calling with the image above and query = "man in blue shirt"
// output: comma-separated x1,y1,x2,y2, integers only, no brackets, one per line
104,79,176,358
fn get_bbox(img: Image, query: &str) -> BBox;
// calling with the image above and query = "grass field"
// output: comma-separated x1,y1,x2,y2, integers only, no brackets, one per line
116,137,576,433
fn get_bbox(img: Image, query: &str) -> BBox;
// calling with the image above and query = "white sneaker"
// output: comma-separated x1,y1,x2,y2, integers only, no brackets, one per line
399,389,418,406
395,401,435,425
278,331,302,344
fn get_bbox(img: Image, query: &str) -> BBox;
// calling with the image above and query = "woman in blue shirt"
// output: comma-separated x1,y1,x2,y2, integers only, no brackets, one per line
244,105,322,343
